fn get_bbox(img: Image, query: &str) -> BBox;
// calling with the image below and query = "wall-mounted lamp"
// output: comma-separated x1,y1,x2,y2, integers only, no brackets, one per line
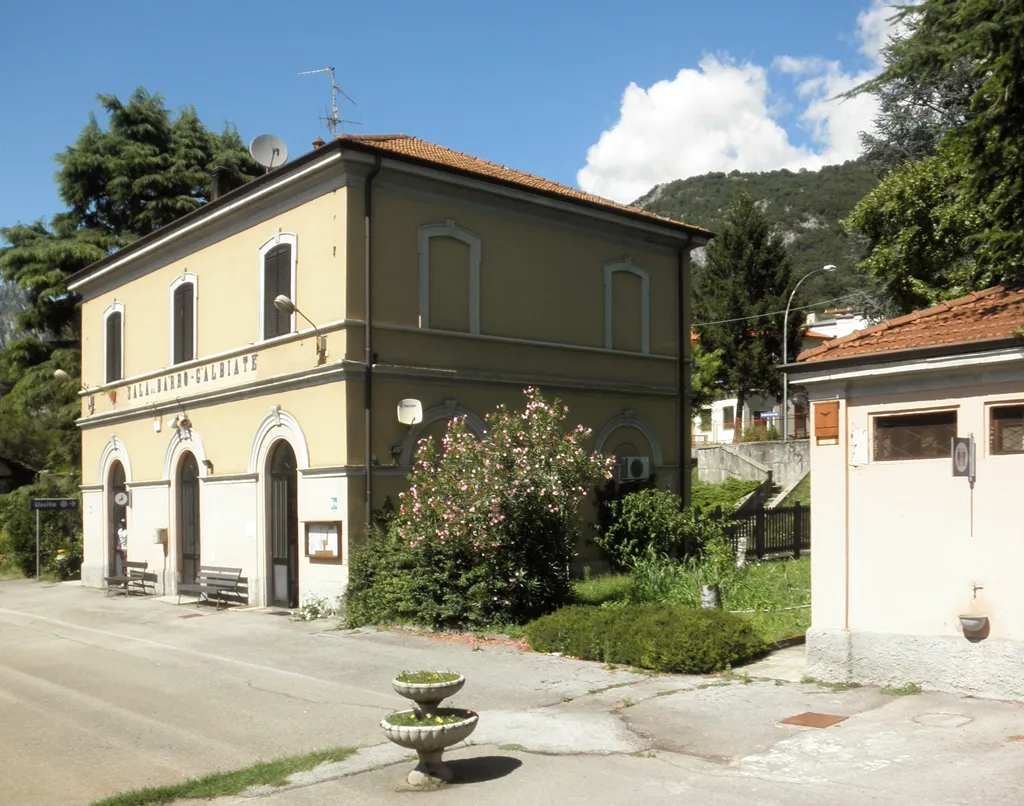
202,459,214,473
53,368,90,393
54,369,95,413
274,294,327,365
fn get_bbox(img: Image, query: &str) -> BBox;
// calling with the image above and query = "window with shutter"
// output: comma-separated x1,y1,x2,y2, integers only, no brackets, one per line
263,243,292,339
173,282,195,364
105,311,123,383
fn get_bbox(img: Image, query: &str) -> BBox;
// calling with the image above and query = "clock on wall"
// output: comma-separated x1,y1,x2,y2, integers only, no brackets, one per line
114,491,130,507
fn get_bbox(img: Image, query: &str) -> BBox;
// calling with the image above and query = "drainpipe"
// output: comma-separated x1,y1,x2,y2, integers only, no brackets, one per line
364,156,382,531
678,239,693,508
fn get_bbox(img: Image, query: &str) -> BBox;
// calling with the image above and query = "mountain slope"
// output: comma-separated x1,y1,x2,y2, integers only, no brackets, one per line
635,161,880,310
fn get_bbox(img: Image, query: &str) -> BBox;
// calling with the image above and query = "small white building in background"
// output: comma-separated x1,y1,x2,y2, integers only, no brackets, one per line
790,286,1024,700
693,310,870,444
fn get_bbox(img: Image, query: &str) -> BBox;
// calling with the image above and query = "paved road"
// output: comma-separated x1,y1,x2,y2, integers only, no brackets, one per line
0,579,639,806
2,580,1023,806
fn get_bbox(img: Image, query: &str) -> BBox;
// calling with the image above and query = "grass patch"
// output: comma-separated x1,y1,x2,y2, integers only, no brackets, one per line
571,572,631,606
881,682,922,696
572,558,811,646
395,670,460,684
780,474,811,507
742,608,811,644
692,477,762,512
802,677,862,691
0,565,26,581
90,745,357,806
725,557,810,611
384,708,475,726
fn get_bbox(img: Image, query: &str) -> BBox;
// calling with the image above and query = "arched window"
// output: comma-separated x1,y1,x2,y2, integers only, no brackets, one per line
104,301,125,383
259,233,297,340
170,274,197,365
604,257,651,354
418,220,481,334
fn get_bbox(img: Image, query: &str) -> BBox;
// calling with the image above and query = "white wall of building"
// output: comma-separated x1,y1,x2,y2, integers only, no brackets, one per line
805,361,1024,700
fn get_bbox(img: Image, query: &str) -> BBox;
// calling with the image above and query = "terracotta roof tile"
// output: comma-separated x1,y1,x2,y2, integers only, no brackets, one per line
797,286,1024,364
338,134,709,236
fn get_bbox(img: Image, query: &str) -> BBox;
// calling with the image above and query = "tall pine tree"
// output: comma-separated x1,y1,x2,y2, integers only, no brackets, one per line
694,192,797,434
0,89,260,478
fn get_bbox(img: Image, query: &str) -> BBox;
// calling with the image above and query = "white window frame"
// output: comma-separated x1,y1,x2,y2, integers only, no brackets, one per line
257,231,298,341
418,219,481,334
604,257,651,354
169,272,198,366
103,301,125,384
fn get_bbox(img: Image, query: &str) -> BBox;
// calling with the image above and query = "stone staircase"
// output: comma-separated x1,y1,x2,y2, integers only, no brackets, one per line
766,471,809,509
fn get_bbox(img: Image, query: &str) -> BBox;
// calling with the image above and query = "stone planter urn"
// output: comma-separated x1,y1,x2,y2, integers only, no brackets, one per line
380,673,478,786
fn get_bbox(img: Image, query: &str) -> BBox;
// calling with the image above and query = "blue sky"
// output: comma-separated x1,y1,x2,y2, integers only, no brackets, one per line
0,0,891,229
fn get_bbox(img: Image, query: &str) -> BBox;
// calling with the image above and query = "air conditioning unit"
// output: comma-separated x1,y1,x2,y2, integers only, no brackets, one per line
616,456,651,483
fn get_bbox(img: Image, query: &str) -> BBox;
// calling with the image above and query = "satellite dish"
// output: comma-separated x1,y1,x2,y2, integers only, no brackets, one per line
249,134,289,169
397,399,423,426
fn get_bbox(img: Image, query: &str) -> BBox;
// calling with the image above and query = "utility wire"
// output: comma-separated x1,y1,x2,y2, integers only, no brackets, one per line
692,293,861,328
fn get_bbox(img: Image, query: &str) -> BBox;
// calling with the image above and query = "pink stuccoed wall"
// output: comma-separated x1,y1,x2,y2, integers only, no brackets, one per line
804,361,1024,699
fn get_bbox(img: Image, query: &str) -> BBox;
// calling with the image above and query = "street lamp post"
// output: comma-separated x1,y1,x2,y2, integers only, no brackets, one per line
782,264,837,441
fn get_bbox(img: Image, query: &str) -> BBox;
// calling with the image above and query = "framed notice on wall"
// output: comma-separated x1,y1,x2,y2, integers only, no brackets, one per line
305,521,342,561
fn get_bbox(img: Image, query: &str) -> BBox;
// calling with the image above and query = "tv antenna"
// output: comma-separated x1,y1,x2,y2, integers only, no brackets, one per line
298,66,360,136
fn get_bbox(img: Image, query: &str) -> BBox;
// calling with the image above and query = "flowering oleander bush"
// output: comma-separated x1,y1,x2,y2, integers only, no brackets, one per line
345,389,613,629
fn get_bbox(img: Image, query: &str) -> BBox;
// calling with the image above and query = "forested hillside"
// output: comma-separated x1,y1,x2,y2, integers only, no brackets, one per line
635,161,881,311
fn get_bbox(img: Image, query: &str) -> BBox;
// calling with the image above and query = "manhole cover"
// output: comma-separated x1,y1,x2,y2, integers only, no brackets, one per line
781,712,849,729
914,713,972,728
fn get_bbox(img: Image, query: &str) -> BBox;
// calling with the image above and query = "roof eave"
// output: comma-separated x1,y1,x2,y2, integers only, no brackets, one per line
66,139,348,289
337,138,712,242
785,335,1024,375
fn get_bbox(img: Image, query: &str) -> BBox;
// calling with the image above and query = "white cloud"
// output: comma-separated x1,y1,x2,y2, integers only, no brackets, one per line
577,1,902,204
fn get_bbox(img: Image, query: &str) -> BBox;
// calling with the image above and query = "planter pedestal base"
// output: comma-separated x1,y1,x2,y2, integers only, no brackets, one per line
408,750,454,786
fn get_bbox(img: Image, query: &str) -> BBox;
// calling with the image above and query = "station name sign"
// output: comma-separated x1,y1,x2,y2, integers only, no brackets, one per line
123,352,259,403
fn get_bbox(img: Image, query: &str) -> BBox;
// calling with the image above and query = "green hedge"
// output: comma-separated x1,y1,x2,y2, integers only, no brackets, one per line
525,603,766,674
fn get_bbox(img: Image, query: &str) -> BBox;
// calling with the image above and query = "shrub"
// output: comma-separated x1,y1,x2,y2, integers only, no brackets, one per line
740,424,780,443
345,389,613,629
0,477,82,578
625,549,696,606
344,523,421,627
594,488,700,569
525,603,766,674
294,593,336,622
691,477,761,513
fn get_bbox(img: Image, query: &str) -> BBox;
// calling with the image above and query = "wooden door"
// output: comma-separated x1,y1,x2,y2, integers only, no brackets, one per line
269,442,298,608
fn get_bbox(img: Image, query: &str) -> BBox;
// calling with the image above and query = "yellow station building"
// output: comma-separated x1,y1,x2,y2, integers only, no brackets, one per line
70,134,709,607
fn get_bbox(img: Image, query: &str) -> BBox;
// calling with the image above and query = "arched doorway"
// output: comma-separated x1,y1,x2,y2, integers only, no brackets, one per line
108,461,127,576
268,441,299,607
178,453,201,584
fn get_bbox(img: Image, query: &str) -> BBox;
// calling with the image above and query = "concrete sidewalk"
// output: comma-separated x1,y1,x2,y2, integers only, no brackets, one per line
2,580,1023,806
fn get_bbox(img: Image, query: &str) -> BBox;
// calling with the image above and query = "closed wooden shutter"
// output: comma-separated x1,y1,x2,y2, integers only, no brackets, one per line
105,311,122,383
263,244,292,338
173,283,195,364
814,401,840,442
